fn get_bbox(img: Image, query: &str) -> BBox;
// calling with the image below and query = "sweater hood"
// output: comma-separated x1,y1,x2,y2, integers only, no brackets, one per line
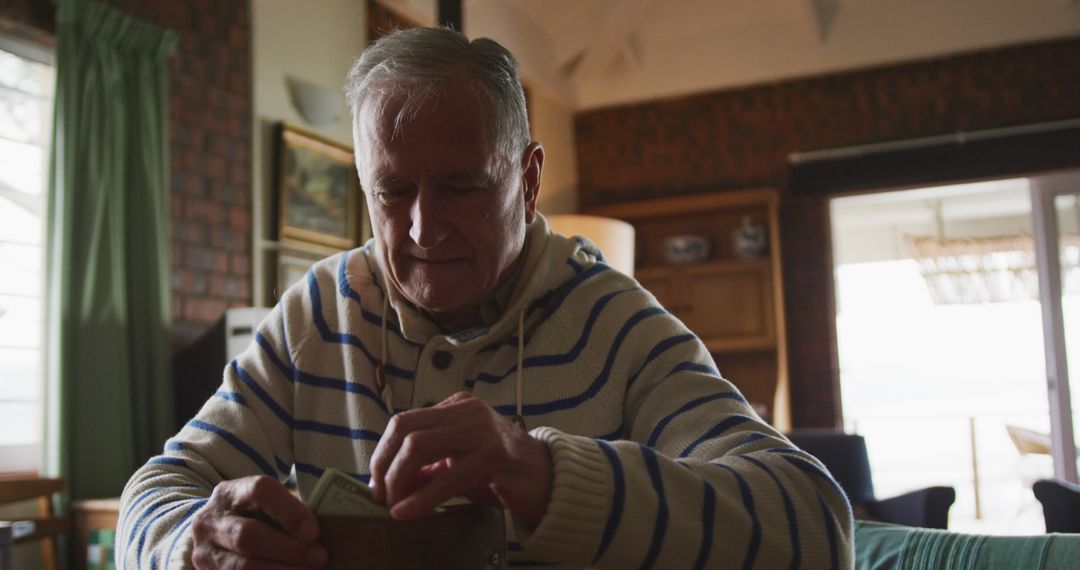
364,212,607,347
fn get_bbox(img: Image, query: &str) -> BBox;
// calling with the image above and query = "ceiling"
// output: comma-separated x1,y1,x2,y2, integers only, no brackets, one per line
377,0,1080,110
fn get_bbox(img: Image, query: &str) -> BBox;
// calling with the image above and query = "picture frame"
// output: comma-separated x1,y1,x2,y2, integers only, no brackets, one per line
276,123,362,249
276,250,323,296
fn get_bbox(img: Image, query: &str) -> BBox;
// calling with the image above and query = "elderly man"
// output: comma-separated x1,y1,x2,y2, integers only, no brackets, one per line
119,27,852,569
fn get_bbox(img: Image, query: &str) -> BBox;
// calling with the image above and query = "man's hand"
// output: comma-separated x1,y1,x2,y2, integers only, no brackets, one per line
191,475,327,569
369,391,553,524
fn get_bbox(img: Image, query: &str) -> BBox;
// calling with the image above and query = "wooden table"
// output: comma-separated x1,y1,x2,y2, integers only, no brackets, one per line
70,498,120,570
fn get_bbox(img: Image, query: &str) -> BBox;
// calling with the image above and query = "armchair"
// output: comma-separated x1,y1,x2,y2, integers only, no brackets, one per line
1033,478,1080,532
787,429,956,529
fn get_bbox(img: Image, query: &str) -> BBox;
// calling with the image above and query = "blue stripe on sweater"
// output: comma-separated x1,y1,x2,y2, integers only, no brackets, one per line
466,288,633,389
594,440,625,564
232,360,388,438
255,332,295,382
713,463,762,570
693,480,716,570
494,307,665,416
127,496,173,565
188,419,275,476
596,425,623,440
138,501,189,568
122,487,163,540
293,367,390,416
164,441,183,452
148,456,187,468
308,272,415,380
295,462,325,479
547,263,609,315
819,493,839,570
668,361,719,376
625,333,699,390
778,454,847,501
164,500,206,570
641,445,669,569
336,252,421,347
647,392,746,447
294,462,371,484
234,358,390,429
279,316,296,372
566,257,584,273
294,419,381,442
678,415,752,458
739,455,801,570
213,390,246,406
232,360,295,426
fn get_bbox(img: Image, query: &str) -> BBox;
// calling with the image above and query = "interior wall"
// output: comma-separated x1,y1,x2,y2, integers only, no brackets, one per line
250,0,367,307
0,0,255,349
573,36,1080,427
530,90,579,216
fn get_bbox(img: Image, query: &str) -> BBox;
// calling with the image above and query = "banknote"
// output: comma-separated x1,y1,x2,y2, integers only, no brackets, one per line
307,468,391,518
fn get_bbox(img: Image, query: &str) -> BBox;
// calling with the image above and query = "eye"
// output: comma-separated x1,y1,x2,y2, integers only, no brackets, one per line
376,187,410,204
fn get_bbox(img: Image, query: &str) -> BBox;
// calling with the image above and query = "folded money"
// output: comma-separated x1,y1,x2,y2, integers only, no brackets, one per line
307,468,391,518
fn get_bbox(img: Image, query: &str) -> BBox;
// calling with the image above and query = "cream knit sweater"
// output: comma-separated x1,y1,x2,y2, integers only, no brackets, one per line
118,216,854,569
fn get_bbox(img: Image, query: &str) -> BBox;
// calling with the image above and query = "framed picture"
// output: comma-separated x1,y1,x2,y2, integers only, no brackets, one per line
276,251,322,297
276,124,361,249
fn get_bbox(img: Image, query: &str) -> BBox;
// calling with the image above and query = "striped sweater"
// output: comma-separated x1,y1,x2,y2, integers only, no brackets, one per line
118,216,854,569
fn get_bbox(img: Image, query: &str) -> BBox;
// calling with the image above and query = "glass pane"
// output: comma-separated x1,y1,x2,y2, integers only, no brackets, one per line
0,89,49,145
1054,193,1080,476
0,346,40,401
0,50,49,95
0,195,41,245
0,137,47,193
0,294,41,349
832,179,1050,534
0,401,41,446
0,241,41,296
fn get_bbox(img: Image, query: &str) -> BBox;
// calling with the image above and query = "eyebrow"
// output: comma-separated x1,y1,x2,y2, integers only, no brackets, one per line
372,176,403,190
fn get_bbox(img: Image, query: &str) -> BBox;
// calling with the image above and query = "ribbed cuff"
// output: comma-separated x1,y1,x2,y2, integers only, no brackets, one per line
520,427,610,564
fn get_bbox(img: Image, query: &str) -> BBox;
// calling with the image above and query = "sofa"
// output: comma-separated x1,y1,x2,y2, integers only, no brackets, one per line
855,521,1080,569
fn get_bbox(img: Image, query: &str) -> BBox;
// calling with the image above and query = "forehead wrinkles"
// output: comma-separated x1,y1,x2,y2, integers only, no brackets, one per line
357,84,512,178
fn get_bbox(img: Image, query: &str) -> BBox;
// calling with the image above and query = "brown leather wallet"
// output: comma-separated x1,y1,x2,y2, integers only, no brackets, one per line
317,504,507,569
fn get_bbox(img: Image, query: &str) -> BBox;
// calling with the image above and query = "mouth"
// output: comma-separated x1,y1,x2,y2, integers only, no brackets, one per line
410,254,468,265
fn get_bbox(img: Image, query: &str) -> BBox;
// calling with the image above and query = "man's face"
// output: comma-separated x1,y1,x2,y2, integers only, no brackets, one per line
357,83,542,321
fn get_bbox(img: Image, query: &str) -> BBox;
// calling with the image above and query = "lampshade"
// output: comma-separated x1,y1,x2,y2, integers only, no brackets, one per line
286,76,344,126
547,214,635,275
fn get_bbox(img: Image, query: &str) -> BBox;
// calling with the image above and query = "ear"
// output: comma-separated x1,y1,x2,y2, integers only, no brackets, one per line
520,142,544,224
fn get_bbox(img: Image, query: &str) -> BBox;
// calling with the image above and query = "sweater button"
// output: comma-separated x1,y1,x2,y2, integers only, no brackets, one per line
432,350,452,370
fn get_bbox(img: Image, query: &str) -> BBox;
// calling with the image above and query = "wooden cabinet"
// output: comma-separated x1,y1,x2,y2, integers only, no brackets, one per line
587,188,790,430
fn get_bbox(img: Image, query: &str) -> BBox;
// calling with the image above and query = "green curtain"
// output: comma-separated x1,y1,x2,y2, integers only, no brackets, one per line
43,0,178,501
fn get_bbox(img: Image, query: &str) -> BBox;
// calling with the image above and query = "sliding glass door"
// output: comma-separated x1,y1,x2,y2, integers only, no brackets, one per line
1031,171,1080,483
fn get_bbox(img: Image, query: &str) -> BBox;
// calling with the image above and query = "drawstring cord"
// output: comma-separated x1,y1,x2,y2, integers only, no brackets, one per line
376,292,393,411
376,290,526,431
513,310,526,431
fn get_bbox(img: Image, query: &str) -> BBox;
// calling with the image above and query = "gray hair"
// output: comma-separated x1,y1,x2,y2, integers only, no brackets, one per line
345,27,531,163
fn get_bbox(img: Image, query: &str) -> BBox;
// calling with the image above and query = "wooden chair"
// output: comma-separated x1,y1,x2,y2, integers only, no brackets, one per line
0,476,69,570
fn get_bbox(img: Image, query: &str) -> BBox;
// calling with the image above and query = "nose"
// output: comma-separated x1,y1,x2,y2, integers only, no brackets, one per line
408,188,450,249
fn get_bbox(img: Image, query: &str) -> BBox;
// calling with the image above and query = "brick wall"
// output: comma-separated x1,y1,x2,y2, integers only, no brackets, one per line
575,37,1080,427
1,0,253,347
107,0,252,346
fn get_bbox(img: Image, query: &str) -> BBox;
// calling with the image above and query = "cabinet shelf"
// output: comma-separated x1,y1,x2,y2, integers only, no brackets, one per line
586,188,790,430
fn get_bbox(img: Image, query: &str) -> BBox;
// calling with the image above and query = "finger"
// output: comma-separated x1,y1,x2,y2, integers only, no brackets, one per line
391,451,493,521
194,541,316,570
434,390,475,407
232,476,320,543
383,426,480,507
206,512,325,566
370,405,478,501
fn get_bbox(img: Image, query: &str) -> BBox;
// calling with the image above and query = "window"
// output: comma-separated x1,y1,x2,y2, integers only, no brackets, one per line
0,40,53,473
831,177,1080,534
